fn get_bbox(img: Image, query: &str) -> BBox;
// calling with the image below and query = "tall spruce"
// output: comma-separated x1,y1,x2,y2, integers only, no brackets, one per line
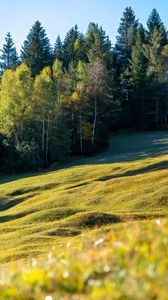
147,9,168,46
21,21,52,76
54,35,63,61
144,21,166,128
129,26,148,127
161,45,168,78
115,7,139,70
85,23,113,68
129,25,147,86
114,7,139,125
0,32,19,73
63,25,87,69
144,27,163,80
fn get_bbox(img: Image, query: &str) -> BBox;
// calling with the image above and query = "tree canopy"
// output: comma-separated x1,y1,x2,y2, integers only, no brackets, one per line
1,8,168,172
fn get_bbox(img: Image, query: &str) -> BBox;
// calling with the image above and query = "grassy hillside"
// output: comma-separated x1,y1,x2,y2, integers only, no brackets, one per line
0,131,168,264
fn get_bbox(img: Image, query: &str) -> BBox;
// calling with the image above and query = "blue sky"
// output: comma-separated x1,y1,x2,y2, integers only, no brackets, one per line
0,0,167,51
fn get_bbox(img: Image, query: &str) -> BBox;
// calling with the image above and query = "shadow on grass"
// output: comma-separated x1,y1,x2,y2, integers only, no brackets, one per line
61,211,168,229
0,207,85,224
98,160,168,182
0,195,33,212
7,183,59,198
47,228,81,237
64,212,121,229
0,211,31,223
1,131,168,187
64,159,168,191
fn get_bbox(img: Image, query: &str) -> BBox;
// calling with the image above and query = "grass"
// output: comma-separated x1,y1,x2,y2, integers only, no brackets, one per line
0,130,168,266
1,219,168,299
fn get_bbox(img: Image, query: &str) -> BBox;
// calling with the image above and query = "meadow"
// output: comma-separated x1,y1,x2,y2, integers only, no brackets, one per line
0,131,168,299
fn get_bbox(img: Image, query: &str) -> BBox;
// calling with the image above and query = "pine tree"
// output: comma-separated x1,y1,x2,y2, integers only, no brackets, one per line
63,25,87,69
161,45,168,78
129,26,148,127
85,23,112,68
144,27,163,80
129,26,147,86
114,7,139,126
144,23,165,128
21,21,52,76
115,7,139,70
74,34,87,63
54,35,63,61
147,9,168,46
0,32,19,73
63,25,79,68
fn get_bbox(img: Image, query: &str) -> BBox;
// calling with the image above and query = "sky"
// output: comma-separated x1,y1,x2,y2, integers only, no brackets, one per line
0,0,168,52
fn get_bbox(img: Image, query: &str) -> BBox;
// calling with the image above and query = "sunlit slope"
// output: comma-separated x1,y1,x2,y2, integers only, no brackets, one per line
0,131,168,262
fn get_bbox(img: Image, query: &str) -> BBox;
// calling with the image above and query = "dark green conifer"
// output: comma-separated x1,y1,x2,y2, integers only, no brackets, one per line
54,35,63,61
0,32,19,72
147,9,168,46
21,20,52,76
63,25,87,68
115,7,139,69
85,23,112,68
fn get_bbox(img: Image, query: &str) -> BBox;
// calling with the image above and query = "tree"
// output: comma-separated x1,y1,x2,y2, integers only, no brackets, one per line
0,64,32,143
115,7,139,70
87,59,108,145
85,23,113,68
54,35,63,61
114,7,139,124
147,9,167,46
144,25,165,128
143,27,163,80
33,66,71,161
161,45,168,78
128,27,148,127
21,21,52,76
49,105,71,161
33,67,55,160
0,64,34,169
63,25,87,68
75,61,88,153
0,32,19,73
53,59,66,98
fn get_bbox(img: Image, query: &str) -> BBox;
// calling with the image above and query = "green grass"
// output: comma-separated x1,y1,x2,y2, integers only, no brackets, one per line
0,130,168,264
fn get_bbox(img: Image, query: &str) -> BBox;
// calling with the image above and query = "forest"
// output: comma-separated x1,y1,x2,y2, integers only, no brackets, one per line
0,7,168,172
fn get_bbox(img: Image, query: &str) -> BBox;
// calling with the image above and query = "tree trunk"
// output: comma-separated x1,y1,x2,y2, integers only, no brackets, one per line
14,130,19,147
156,98,159,128
92,96,97,145
79,107,83,153
142,92,145,128
46,114,50,161
72,110,76,151
42,108,45,158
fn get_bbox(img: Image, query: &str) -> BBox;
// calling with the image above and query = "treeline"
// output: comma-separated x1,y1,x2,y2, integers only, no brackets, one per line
0,7,168,172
